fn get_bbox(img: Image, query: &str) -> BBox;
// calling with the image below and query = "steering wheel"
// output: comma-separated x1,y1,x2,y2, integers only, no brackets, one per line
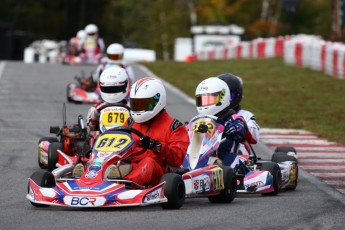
108,126,144,139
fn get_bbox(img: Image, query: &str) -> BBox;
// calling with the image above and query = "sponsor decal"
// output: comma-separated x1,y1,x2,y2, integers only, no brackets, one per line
170,119,183,131
88,166,101,174
193,174,211,193
244,181,264,190
145,191,159,201
97,152,111,158
93,158,104,166
64,196,106,206
144,188,162,203
85,170,98,178
199,85,208,91
211,168,224,191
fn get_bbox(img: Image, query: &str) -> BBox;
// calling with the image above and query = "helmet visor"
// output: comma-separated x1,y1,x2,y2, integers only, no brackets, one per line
196,92,221,106
88,32,97,36
130,97,156,112
100,81,127,93
107,54,123,61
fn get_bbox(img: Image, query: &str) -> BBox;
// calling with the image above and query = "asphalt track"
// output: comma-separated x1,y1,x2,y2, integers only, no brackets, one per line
0,61,344,230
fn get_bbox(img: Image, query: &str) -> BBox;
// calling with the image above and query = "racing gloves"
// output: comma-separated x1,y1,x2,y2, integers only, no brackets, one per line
224,124,237,138
140,136,162,153
197,123,208,133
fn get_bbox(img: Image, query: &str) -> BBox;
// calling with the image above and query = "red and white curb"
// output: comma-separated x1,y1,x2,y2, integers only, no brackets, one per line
260,128,345,196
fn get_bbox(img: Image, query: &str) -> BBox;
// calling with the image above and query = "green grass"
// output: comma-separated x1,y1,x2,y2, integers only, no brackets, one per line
143,58,345,146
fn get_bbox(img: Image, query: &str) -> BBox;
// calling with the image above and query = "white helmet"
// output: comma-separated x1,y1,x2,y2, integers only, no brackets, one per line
130,78,166,123
106,43,124,62
99,66,129,103
76,30,86,40
85,24,98,36
195,77,230,115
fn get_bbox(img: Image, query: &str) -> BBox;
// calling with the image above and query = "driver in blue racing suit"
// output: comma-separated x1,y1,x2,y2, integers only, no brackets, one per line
195,77,247,169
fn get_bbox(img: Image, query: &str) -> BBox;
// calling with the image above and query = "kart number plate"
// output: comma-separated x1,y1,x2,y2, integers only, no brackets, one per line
192,119,215,136
85,38,96,48
94,133,132,152
101,111,129,127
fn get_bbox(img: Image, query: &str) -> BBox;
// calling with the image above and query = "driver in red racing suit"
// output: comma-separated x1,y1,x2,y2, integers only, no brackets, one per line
126,78,189,187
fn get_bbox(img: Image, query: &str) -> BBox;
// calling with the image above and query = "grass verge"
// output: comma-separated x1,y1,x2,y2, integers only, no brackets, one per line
144,58,345,146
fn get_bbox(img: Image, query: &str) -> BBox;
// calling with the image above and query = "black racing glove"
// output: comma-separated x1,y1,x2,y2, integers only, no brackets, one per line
140,136,162,153
224,124,237,138
197,123,208,133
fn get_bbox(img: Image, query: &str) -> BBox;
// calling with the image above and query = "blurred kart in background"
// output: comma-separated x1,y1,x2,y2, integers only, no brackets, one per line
38,103,131,172
66,71,101,104
37,104,89,172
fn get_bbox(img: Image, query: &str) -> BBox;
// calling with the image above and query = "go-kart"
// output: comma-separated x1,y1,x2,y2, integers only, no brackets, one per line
66,72,101,104
178,114,237,203
28,126,185,209
236,135,298,195
38,103,88,172
181,114,297,197
79,37,103,64
38,103,131,172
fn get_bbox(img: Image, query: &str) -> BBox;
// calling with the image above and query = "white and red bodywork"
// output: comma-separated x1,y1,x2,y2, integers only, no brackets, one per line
28,129,169,208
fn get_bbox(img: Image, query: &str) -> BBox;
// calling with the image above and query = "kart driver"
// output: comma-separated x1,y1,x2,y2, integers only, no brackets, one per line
217,73,260,164
79,24,105,62
124,78,189,187
195,77,247,169
72,65,131,177
93,43,136,87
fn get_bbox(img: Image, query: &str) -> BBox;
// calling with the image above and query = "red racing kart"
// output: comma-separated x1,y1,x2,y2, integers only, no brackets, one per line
28,126,185,209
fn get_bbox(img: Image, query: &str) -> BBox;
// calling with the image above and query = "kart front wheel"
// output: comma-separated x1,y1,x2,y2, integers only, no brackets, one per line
38,137,59,169
272,152,298,190
261,162,281,196
48,143,63,172
28,170,56,207
208,166,237,203
160,173,185,210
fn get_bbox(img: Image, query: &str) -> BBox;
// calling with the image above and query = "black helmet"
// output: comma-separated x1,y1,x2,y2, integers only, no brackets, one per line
217,73,243,111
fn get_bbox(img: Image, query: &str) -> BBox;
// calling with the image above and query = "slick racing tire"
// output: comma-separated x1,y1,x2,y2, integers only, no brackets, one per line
37,137,59,169
272,152,298,190
159,173,185,210
28,170,56,207
48,142,63,172
261,162,281,196
208,166,237,203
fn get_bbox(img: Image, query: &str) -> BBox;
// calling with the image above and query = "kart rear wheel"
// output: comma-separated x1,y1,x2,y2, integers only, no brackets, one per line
38,137,59,169
28,170,56,207
272,152,298,190
208,166,237,203
261,162,281,196
159,173,185,210
48,142,63,172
